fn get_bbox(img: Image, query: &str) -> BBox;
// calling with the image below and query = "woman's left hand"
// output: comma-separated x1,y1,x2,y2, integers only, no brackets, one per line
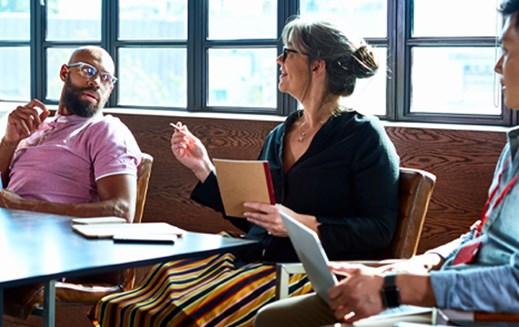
243,203,296,237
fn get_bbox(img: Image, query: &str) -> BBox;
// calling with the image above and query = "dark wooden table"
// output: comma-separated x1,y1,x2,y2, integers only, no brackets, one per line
0,208,258,327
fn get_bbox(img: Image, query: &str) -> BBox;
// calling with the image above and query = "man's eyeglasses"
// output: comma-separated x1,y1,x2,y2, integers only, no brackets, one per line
281,47,307,62
67,62,118,85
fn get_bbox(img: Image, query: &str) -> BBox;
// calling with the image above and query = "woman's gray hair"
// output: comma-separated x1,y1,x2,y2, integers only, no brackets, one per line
281,17,378,97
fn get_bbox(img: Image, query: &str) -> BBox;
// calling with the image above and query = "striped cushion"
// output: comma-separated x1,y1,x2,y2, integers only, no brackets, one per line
93,253,311,327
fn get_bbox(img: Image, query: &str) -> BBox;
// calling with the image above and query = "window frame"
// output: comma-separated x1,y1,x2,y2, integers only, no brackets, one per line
394,0,513,125
1,0,514,126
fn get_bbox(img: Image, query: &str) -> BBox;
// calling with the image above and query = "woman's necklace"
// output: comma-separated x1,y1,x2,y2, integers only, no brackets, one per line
297,127,307,142
296,110,337,143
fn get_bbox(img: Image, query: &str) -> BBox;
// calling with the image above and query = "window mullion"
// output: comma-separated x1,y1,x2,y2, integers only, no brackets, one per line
31,0,46,100
385,0,398,121
188,0,205,112
103,0,117,107
277,0,299,116
394,0,410,121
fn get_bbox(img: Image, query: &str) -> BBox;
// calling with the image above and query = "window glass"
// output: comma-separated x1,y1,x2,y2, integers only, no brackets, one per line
413,0,499,37
46,0,101,41
300,0,387,38
119,0,187,40
208,0,276,40
411,47,500,115
0,47,30,100
344,47,387,116
118,48,187,107
46,48,74,100
208,48,277,108
0,0,30,40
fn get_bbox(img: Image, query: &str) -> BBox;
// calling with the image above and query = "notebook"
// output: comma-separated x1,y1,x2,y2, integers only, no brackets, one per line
213,159,275,218
71,217,127,225
72,222,185,239
279,208,338,303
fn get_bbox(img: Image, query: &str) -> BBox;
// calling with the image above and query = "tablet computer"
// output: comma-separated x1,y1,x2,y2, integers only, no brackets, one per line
279,208,338,304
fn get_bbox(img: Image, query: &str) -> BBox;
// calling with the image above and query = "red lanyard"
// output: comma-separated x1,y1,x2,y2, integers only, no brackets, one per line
476,159,518,236
452,159,518,266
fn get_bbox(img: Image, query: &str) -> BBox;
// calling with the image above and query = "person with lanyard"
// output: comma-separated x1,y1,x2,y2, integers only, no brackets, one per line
254,1,519,326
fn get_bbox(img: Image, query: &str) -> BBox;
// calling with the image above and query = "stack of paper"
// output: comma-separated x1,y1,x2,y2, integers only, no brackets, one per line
72,221,185,244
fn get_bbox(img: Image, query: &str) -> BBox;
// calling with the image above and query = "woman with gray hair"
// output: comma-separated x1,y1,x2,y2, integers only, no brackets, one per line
93,18,399,327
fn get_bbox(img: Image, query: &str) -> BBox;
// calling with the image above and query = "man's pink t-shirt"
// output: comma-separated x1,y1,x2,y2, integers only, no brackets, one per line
7,114,141,204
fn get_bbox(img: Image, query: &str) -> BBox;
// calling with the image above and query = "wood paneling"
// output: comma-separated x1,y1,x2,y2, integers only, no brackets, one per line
115,113,507,253
386,127,505,252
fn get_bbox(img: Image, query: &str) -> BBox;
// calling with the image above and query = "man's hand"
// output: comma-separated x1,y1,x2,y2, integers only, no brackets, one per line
327,262,385,323
5,99,50,144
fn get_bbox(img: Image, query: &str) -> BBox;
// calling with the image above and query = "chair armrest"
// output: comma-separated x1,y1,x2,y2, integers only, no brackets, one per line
475,312,519,322
275,263,305,300
438,309,519,323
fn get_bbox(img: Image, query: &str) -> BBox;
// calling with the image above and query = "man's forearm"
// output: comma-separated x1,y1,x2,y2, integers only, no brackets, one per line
396,273,437,307
4,198,134,222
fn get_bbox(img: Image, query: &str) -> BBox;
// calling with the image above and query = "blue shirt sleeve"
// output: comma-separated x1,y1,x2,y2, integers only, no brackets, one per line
430,250,519,312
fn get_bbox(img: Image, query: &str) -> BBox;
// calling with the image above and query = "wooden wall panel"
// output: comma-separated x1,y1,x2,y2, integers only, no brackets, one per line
115,113,507,254
386,127,505,252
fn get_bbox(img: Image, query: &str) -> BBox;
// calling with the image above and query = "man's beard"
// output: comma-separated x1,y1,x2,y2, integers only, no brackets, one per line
62,79,104,117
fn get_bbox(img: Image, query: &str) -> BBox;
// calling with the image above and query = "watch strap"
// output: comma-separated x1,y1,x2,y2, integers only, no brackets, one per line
381,273,401,308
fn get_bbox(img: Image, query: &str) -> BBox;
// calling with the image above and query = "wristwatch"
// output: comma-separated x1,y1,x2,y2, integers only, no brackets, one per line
381,273,401,308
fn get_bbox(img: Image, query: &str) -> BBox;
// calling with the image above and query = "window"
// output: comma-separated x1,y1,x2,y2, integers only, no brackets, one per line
4,1,507,125
0,0,30,101
405,0,503,124
46,0,101,41
207,48,277,108
45,0,102,101
204,0,279,113
300,0,388,116
117,0,188,107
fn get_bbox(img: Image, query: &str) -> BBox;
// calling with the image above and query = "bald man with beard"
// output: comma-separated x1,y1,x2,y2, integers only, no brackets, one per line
0,46,141,318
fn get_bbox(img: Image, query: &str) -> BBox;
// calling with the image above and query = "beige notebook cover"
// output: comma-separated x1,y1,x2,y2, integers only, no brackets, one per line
213,159,276,218
72,222,185,239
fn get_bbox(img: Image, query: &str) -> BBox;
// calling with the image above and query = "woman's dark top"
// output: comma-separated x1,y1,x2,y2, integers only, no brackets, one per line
191,110,400,262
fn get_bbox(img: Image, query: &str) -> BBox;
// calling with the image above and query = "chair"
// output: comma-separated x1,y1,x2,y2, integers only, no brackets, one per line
275,167,436,299
36,152,154,304
437,309,519,324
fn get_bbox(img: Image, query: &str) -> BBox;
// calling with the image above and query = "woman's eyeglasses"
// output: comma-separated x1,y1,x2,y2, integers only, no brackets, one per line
281,47,307,62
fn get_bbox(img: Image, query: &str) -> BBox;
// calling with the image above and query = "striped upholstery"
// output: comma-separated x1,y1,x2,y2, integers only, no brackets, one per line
93,253,311,327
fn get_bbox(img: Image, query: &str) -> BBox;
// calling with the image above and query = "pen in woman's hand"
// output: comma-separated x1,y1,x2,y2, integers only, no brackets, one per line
169,122,183,132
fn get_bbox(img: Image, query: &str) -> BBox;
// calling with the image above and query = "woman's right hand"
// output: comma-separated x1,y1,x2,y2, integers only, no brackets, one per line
170,122,214,182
